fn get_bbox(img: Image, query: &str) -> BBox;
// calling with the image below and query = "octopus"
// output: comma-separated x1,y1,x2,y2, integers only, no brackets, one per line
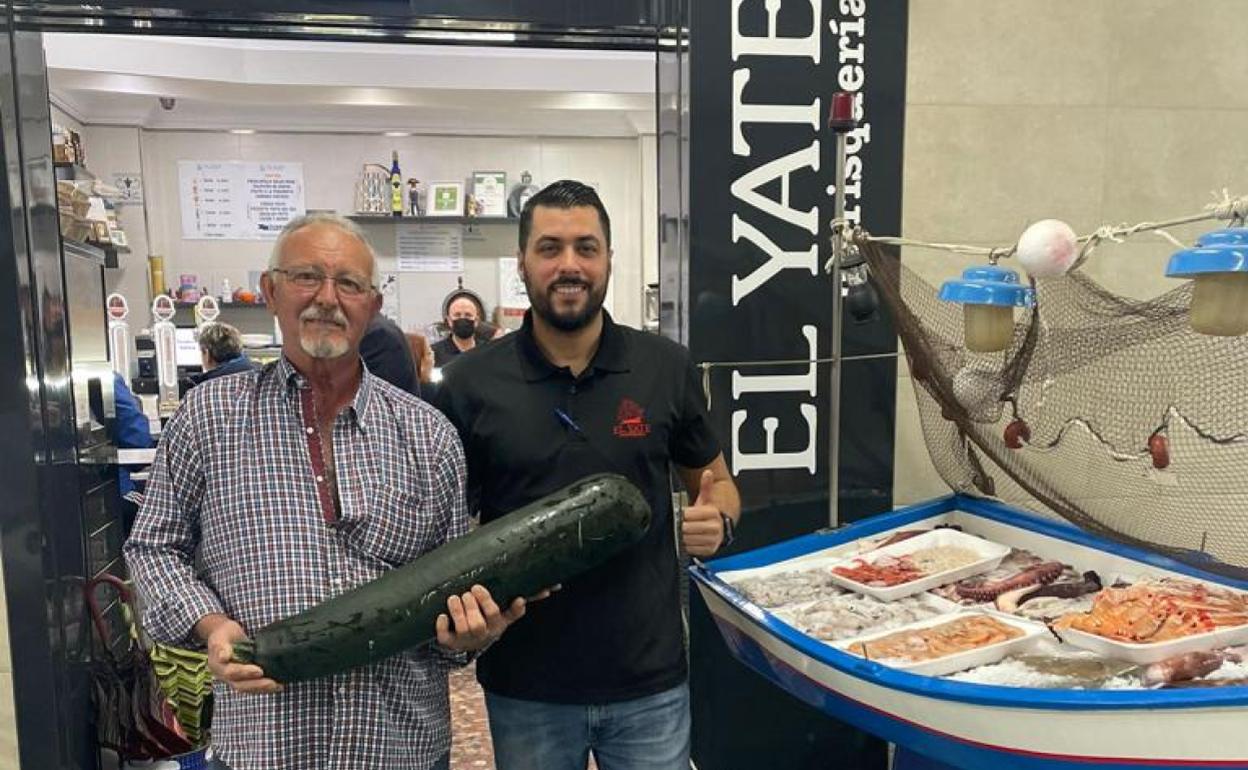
955,561,1064,602
1053,579,1248,644
994,571,1103,614
846,615,1023,663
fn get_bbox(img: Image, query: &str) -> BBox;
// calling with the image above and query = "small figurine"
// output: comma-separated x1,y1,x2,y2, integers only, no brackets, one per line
407,178,425,216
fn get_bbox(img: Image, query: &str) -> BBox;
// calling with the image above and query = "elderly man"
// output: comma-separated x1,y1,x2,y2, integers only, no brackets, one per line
125,213,525,770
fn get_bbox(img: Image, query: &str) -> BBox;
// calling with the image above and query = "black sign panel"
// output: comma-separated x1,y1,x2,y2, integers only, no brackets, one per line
687,0,907,766
690,0,906,535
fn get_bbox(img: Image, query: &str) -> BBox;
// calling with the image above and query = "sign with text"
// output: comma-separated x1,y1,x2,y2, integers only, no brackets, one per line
179,161,305,240
688,0,906,520
396,223,463,272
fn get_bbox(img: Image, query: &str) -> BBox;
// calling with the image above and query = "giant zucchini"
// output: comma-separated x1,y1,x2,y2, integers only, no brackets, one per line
232,473,650,683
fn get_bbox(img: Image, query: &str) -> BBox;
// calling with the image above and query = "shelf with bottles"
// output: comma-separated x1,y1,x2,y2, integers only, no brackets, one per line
347,214,515,225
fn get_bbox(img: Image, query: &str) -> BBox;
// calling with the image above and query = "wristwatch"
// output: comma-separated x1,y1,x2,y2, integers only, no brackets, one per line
719,512,736,549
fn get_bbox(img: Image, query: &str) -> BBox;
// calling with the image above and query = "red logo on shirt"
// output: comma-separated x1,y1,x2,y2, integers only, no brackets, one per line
613,398,651,438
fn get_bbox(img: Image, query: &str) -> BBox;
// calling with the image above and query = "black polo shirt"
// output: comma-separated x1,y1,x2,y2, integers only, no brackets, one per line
436,310,720,704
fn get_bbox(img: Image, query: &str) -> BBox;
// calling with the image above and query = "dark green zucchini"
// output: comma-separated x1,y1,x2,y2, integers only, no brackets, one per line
232,473,650,683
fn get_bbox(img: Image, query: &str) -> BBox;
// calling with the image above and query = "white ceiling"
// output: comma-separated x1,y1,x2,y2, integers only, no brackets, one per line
46,34,657,137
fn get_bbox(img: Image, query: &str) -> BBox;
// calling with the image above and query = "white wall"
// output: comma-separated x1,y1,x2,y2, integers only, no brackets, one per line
81,125,152,325
139,131,647,333
894,0,1248,506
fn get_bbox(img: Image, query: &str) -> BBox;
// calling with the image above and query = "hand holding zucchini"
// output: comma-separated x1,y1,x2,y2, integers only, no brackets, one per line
231,473,651,683
434,584,530,653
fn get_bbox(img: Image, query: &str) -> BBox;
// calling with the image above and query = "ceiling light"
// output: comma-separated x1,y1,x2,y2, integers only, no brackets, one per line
229,129,256,135
384,131,411,137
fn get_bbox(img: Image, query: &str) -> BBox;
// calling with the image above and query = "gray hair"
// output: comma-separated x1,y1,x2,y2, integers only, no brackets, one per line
197,322,244,365
269,212,379,285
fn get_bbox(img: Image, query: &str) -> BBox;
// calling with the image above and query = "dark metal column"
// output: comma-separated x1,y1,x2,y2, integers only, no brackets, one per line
0,13,95,767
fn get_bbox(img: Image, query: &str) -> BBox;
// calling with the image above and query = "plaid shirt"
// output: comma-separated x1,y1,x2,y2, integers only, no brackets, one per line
125,356,468,770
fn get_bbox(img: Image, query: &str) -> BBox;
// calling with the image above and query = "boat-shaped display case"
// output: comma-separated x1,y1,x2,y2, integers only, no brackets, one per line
690,495,1248,770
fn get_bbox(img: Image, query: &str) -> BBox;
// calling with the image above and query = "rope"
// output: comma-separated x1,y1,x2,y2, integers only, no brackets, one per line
825,192,1248,271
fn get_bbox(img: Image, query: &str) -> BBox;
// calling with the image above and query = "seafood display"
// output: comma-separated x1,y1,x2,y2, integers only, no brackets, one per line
845,615,1024,664
774,594,948,642
731,569,843,608
1053,579,1248,644
725,529,1248,691
956,560,1064,602
951,652,1140,689
833,555,925,587
906,545,984,574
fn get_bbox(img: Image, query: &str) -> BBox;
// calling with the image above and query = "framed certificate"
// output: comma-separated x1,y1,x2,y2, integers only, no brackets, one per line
427,181,463,217
472,171,507,217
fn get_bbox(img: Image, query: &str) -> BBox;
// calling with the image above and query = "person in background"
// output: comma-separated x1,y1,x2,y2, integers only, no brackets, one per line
125,213,530,770
360,312,420,397
192,322,255,387
437,180,741,770
431,287,491,367
489,306,512,339
112,370,154,535
407,331,436,385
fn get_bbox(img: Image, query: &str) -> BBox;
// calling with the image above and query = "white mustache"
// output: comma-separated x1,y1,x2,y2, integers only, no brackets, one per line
300,307,348,327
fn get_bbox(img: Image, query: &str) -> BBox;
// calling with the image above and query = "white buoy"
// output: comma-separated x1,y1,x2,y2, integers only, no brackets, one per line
1016,219,1078,278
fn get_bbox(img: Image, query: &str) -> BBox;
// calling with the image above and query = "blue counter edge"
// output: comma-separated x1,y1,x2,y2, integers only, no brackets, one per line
689,493,1248,711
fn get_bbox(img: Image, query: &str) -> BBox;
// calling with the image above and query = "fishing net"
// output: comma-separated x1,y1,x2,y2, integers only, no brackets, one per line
861,237,1248,581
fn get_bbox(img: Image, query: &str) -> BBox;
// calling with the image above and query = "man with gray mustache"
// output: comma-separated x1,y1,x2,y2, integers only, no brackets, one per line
125,213,530,770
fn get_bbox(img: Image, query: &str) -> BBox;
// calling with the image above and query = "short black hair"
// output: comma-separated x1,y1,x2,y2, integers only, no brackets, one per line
518,179,611,252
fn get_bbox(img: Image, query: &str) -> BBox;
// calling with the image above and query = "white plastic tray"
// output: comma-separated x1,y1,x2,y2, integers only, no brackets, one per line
1053,621,1248,665
834,611,1047,677
827,529,1012,601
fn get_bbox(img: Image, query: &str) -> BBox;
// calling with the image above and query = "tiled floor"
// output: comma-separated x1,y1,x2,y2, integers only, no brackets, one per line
449,664,597,770
448,663,495,769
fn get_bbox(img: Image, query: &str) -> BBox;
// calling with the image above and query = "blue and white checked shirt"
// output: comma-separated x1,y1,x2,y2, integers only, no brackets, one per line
125,356,468,770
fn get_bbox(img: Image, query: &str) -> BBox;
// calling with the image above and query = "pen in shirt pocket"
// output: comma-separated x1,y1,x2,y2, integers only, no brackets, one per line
553,407,583,435
552,407,629,479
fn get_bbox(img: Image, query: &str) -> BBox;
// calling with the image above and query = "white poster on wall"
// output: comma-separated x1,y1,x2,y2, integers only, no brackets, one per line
377,272,401,325
110,172,143,206
179,161,305,240
396,223,463,272
497,256,530,309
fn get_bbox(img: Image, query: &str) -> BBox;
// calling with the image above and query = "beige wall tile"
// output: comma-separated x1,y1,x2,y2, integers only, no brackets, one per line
1103,107,1248,222
893,374,953,505
1110,0,1248,110
902,105,1109,244
1074,239,1190,301
0,672,17,770
908,0,1112,106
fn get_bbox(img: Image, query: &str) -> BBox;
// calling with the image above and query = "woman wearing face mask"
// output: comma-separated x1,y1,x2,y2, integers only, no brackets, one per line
431,287,494,367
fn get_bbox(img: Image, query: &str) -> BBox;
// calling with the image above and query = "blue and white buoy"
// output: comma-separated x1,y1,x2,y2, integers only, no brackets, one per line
938,265,1035,352
1166,228,1248,336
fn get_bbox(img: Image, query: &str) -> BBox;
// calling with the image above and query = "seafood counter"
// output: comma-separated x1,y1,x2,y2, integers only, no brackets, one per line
690,495,1248,769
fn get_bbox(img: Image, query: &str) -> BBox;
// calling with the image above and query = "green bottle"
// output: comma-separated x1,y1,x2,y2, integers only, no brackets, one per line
390,150,403,217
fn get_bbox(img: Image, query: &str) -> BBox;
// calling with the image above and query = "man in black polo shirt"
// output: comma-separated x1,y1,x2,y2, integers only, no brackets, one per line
437,180,740,770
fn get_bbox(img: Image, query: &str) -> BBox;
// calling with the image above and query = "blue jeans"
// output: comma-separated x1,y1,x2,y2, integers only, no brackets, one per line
486,683,690,770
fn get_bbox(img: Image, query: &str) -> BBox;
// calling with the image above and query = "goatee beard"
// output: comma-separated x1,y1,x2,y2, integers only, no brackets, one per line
301,336,349,359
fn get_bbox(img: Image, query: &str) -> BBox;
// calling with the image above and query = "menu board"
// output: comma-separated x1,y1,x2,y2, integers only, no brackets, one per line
179,161,305,240
396,223,463,272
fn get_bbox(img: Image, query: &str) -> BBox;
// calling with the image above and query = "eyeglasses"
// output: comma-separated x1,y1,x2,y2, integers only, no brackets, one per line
271,267,374,297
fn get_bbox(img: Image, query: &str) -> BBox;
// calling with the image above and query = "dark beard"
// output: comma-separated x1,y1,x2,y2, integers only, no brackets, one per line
529,279,606,332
